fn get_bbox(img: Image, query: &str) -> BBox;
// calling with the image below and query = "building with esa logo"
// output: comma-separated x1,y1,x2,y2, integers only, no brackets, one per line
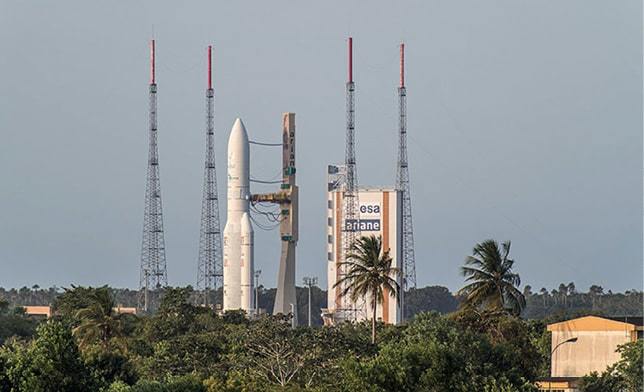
323,165,403,325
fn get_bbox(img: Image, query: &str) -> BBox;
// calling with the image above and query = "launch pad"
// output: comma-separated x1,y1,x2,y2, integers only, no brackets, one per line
223,114,298,322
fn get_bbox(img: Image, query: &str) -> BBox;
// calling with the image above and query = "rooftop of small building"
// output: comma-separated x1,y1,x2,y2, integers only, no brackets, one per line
547,314,644,331
606,316,643,327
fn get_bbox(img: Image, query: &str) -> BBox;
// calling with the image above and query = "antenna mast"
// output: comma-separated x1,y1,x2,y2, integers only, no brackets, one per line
396,43,417,319
339,37,361,321
139,39,168,312
197,45,224,308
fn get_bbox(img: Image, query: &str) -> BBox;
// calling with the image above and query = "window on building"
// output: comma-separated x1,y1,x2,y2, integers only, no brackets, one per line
328,200,333,209
327,252,333,261
327,235,333,244
328,217,333,226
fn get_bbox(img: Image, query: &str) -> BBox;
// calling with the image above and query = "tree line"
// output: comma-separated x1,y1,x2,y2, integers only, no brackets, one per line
0,238,641,391
1,283,640,325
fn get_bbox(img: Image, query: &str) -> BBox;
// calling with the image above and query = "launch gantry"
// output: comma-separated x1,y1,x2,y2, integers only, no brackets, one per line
251,113,299,324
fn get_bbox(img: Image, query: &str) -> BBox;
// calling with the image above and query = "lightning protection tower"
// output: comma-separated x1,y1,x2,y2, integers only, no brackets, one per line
139,39,168,312
339,37,361,321
396,43,417,317
197,45,224,307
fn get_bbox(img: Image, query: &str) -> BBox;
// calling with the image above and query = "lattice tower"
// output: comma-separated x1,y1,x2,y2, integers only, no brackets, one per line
395,43,417,316
139,39,168,312
197,45,223,307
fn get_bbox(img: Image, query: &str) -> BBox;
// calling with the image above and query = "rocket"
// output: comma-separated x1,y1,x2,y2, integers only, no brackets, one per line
223,118,254,312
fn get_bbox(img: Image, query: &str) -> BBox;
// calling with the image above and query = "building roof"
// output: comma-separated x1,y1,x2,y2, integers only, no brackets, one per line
607,316,643,327
536,377,579,382
547,315,642,332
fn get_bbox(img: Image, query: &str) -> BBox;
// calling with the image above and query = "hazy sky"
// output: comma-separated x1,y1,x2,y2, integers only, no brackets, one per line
0,1,641,293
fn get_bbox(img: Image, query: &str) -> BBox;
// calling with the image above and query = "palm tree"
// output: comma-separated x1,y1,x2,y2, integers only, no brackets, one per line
72,287,124,350
334,235,400,344
457,240,526,316
539,287,548,307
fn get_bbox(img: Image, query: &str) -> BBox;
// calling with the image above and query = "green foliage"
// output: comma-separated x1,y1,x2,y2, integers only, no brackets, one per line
3,282,640,392
450,309,545,381
53,285,106,321
0,305,37,344
341,312,537,392
614,340,643,392
405,286,459,318
2,284,641,324
142,287,203,340
132,288,229,382
4,320,95,391
83,345,137,389
578,371,625,392
106,376,206,392
226,315,375,389
72,286,127,350
0,348,11,392
523,285,642,319
458,240,526,315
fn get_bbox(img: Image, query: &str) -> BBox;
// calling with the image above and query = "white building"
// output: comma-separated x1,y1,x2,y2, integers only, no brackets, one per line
324,165,402,325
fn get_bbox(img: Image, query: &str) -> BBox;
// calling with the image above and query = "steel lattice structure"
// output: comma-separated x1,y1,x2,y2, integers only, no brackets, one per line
339,37,363,321
396,44,417,315
197,46,223,307
139,40,168,312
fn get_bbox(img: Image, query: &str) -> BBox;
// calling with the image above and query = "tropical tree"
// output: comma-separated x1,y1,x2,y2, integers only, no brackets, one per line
457,240,526,316
72,287,124,350
5,321,96,391
334,235,400,343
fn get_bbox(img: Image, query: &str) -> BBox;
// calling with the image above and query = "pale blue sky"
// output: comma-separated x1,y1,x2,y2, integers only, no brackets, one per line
0,1,641,292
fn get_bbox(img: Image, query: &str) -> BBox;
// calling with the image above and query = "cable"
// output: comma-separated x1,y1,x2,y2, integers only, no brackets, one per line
249,212,280,231
250,178,283,184
250,203,284,223
250,202,287,226
249,140,282,147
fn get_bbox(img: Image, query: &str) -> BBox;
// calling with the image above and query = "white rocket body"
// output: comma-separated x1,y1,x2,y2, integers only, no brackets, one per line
240,212,254,311
223,118,254,313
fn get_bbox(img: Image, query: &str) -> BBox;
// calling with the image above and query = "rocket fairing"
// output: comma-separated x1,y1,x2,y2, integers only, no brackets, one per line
223,118,254,313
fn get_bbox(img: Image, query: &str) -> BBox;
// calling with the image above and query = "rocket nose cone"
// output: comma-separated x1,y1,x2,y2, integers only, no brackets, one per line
233,118,245,130
228,118,249,147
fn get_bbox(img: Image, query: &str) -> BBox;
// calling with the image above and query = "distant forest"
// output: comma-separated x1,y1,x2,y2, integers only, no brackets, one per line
1,283,641,325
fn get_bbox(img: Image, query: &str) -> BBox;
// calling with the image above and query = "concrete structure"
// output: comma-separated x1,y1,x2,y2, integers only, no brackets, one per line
251,113,299,323
223,118,254,313
323,165,402,325
536,315,643,391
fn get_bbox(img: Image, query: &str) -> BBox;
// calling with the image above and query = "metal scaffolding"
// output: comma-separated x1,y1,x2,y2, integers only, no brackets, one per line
197,45,223,308
395,43,417,319
338,37,364,321
139,39,168,312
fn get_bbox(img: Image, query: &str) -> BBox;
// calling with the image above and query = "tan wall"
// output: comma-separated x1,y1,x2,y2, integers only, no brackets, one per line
23,305,51,317
551,330,632,377
536,381,577,391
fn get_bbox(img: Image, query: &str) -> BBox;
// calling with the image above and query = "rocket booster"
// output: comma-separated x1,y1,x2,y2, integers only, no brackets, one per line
240,212,254,311
223,118,254,313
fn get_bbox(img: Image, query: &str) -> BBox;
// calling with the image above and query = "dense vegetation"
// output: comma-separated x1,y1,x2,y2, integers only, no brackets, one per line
2,286,640,392
0,286,547,391
1,282,641,326
0,239,641,391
